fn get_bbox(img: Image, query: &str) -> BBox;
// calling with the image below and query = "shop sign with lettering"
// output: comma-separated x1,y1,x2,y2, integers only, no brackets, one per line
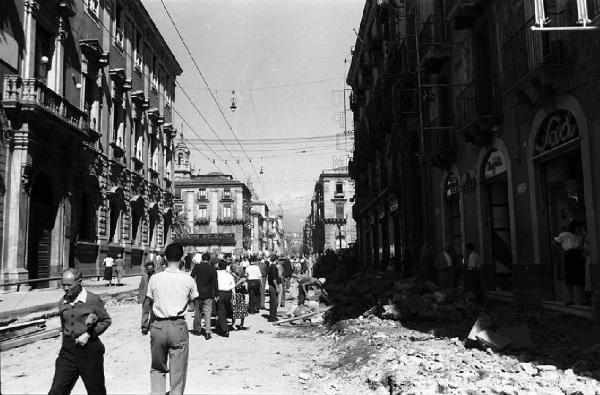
390,200,399,212
534,109,579,156
174,233,236,246
446,174,460,197
484,150,507,179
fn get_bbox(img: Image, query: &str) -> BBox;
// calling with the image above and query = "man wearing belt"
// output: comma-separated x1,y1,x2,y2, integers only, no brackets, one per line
145,243,199,395
49,268,112,395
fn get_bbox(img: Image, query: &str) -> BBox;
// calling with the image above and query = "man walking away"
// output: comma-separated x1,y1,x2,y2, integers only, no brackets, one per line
114,253,125,286
138,261,156,334
49,269,112,395
465,242,482,302
216,260,236,337
144,243,199,395
282,258,293,293
257,256,268,309
267,256,281,322
245,256,262,314
102,255,114,286
190,252,218,339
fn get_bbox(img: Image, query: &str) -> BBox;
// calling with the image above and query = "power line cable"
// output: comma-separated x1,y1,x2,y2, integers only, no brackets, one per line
49,9,238,176
159,0,268,198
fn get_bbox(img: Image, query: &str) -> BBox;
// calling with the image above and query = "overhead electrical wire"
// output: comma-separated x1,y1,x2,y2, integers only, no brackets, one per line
43,8,238,177
159,0,268,198
179,77,343,92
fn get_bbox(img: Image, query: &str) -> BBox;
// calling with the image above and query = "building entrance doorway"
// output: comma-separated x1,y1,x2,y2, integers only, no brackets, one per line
27,175,55,288
542,149,587,302
484,175,513,290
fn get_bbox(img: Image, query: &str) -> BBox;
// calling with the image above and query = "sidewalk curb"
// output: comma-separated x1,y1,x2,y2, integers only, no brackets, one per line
0,289,138,321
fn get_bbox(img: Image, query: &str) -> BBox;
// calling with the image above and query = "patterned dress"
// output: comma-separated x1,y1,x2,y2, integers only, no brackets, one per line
231,276,248,320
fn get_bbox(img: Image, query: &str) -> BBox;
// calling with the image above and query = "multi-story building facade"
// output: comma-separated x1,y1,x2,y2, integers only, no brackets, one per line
348,0,600,319
1,0,181,287
303,215,313,256
250,201,270,253
173,138,252,256
309,167,356,252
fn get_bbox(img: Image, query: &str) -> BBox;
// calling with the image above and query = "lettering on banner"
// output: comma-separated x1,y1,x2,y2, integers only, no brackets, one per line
534,109,579,155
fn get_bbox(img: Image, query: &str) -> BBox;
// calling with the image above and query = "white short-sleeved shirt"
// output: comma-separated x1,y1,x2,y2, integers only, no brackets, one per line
147,267,199,319
245,264,262,280
103,257,114,267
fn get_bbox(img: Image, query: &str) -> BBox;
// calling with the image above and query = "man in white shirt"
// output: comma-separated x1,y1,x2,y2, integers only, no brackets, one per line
245,257,262,314
216,260,236,337
102,255,114,287
465,242,482,302
144,243,199,395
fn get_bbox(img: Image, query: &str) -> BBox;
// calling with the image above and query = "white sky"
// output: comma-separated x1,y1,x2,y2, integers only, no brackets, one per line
142,0,365,232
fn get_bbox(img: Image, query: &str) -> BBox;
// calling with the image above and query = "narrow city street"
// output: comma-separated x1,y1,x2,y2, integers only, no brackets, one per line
1,298,325,395
2,281,600,394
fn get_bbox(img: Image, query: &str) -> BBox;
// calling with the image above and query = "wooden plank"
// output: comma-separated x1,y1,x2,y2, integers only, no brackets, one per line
272,305,334,326
0,328,61,351
0,319,46,333
0,325,44,341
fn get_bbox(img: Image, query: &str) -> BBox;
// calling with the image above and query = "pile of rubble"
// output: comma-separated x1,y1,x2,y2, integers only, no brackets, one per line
324,274,480,325
311,315,600,394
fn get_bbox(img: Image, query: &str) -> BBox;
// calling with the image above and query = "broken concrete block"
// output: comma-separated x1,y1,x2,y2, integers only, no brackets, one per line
305,300,320,312
519,362,538,376
467,313,492,341
537,364,557,371
497,324,533,350
476,330,512,351
293,306,312,317
382,304,402,320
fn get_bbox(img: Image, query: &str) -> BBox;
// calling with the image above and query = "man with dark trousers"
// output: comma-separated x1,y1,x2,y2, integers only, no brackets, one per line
49,268,112,395
267,255,281,322
144,243,199,395
138,261,156,334
190,252,218,339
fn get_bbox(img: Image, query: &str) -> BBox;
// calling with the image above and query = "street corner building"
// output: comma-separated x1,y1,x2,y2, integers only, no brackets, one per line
347,0,600,319
0,0,182,288
172,136,285,257
307,167,357,253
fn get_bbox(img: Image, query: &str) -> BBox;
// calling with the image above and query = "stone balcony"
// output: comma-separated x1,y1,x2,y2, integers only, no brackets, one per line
3,75,96,139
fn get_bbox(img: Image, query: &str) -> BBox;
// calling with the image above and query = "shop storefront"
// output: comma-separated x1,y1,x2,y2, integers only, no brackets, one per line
532,109,588,303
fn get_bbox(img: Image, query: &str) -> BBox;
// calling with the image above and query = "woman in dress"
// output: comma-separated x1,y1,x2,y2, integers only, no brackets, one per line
554,221,585,305
231,275,249,330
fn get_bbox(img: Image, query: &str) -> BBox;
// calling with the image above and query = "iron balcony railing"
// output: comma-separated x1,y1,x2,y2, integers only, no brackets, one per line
455,79,499,130
501,12,573,93
418,14,448,49
3,75,89,131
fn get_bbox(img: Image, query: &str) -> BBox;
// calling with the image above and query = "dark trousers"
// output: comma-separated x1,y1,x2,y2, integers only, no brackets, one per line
193,297,213,334
268,284,278,320
141,297,153,331
247,280,261,313
298,284,306,306
150,319,189,395
260,277,266,308
49,339,106,395
216,291,232,334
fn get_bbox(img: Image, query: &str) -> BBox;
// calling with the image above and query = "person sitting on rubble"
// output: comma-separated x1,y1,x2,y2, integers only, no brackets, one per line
297,275,328,306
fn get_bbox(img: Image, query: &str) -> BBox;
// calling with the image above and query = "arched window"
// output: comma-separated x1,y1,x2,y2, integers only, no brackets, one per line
178,152,184,165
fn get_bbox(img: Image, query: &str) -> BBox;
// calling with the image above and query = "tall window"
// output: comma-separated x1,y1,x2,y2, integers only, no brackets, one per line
336,203,345,219
223,206,232,219
336,182,344,195
34,24,53,83
135,31,143,70
223,188,231,199
114,2,124,48
198,188,207,199
198,207,207,219
87,0,100,18
152,56,158,89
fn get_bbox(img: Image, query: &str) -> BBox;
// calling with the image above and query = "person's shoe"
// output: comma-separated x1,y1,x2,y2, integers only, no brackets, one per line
222,332,229,337
190,330,202,336
105,284,110,287
205,333,212,340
